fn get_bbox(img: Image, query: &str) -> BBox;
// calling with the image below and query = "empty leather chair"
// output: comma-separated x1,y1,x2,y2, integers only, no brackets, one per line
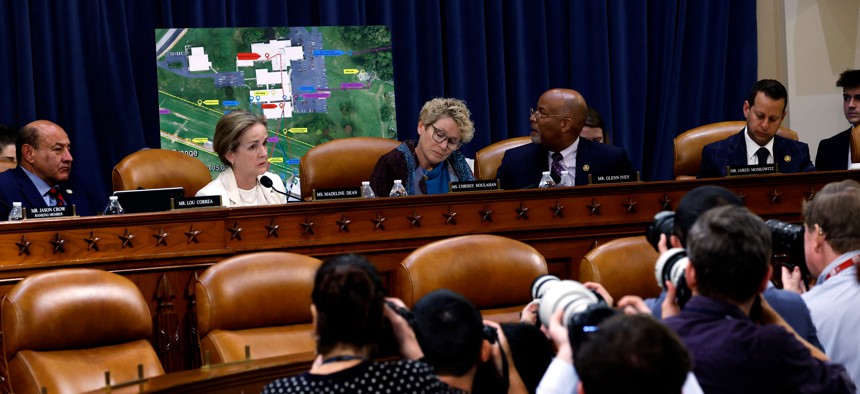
474,136,532,180
396,234,548,322
579,236,661,300
673,121,798,180
196,252,322,364
112,149,212,197
1,269,164,394
299,137,400,200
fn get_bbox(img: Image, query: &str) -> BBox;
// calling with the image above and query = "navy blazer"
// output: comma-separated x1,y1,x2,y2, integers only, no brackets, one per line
698,130,815,178
815,127,850,171
495,138,634,190
0,166,93,219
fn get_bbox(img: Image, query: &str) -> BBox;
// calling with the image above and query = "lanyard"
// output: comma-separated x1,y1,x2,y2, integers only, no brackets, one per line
823,254,860,282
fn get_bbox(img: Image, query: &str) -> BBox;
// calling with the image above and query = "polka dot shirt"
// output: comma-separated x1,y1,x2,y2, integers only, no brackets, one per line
261,359,464,394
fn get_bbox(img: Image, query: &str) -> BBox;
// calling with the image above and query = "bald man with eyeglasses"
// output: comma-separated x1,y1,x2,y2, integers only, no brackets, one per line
496,88,633,189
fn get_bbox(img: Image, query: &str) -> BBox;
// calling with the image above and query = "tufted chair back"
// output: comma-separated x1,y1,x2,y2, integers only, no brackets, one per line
196,252,322,364
579,236,662,299
299,137,400,200
1,269,163,394
474,136,532,180
396,234,547,322
112,149,212,197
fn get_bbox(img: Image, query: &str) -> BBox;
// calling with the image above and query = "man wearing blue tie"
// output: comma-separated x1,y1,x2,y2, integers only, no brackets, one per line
495,88,633,189
0,120,93,219
699,79,815,178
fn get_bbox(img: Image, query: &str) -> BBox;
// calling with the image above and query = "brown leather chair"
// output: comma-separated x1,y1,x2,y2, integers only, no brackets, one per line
474,136,532,180
673,121,799,180
196,252,322,364
396,234,548,322
1,269,164,394
299,137,400,200
579,236,661,299
0,161,15,173
112,149,212,197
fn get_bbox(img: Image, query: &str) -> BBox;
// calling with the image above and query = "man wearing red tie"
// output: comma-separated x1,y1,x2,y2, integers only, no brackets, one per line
0,120,92,219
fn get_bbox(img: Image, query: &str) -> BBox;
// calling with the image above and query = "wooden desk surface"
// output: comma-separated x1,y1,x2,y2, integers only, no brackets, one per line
1,171,856,374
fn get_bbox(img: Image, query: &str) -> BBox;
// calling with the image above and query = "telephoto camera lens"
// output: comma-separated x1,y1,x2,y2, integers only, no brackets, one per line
654,248,692,308
530,275,601,328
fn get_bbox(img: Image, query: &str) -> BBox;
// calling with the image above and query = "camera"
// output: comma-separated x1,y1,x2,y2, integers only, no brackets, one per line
654,248,692,309
530,275,615,354
764,219,811,288
646,211,675,251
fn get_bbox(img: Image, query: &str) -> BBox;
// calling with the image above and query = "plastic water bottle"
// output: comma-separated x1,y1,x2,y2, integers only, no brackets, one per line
538,171,556,188
361,181,377,198
558,170,574,187
103,196,125,215
7,202,23,221
389,179,408,197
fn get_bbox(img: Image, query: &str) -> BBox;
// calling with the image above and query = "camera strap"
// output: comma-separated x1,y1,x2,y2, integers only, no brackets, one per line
822,254,860,282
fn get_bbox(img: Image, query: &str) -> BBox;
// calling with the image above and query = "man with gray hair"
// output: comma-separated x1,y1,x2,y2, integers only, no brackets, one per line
784,179,860,384
664,205,853,393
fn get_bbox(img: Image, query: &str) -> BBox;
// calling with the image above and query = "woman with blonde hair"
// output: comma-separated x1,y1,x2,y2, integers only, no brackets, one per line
197,110,286,206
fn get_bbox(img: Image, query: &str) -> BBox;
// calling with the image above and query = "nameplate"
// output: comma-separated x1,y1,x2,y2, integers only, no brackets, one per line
27,205,76,219
449,180,500,192
588,171,641,185
313,187,361,201
726,164,779,176
171,196,222,210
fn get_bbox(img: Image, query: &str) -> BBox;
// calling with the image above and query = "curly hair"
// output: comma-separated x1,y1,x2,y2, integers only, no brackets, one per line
418,98,475,143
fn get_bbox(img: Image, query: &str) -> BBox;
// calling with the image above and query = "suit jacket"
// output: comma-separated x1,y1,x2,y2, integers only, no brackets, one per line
815,127,851,171
698,130,815,178
0,166,93,219
496,138,634,190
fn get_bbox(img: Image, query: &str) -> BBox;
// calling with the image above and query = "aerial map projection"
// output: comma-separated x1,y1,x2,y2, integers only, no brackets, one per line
155,26,396,191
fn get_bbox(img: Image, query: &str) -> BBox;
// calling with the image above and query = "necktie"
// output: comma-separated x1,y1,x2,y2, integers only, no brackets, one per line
47,186,66,207
550,152,564,183
755,147,769,165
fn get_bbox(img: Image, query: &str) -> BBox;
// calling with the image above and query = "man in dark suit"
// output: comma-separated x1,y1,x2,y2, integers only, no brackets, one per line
816,69,860,171
496,88,633,189
0,120,93,219
699,79,815,178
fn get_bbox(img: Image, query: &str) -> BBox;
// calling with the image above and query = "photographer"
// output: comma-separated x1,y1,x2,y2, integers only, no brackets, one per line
621,186,821,349
537,309,700,394
261,254,460,394
783,179,860,384
663,206,854,393
412,289,529,393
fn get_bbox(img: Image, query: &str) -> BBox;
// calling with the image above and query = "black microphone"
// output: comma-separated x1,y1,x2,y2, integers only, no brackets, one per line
260,175,292,203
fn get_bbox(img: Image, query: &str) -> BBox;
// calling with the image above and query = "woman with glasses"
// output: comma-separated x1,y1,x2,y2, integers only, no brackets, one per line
370,98,475,196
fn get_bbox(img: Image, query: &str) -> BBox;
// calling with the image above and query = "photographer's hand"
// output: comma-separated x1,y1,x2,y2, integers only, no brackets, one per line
583,282,614,307
383,297,424,360
519,300,539,325
658,233,670,253
617,295,652,315
483,320,529,394
660,280,681,319
781,266,807,294
546,309,573,364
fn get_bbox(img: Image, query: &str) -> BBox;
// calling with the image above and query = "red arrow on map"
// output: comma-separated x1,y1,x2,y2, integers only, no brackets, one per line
237,53,262,61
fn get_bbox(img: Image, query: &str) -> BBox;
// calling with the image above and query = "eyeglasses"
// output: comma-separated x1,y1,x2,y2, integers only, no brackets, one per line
530,107,568,119
430,124,463,150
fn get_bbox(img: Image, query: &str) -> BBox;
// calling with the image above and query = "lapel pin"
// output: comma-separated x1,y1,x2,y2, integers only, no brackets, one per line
784,155,791,163
582,164,590,172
